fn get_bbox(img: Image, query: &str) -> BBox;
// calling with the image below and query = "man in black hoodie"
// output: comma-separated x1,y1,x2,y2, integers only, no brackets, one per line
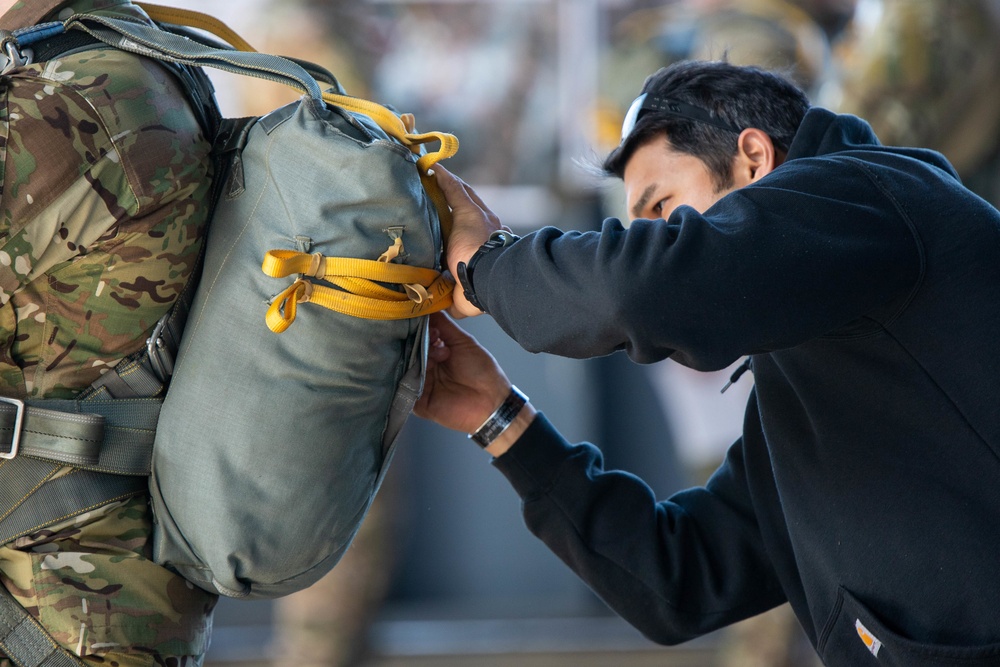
417,59,1000,666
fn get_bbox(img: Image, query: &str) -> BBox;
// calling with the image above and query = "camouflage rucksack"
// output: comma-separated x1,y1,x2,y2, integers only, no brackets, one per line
0,0,454,625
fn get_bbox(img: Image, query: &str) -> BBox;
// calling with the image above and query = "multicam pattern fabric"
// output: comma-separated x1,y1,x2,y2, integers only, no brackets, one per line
0,0,212,400
0,493,217,667
1,1,218,665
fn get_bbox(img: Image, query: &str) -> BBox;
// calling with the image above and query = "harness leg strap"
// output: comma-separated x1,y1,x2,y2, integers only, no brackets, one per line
0,584,87,667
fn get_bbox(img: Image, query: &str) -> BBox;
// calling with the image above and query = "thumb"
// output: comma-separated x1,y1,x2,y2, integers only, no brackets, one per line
429,311,470,347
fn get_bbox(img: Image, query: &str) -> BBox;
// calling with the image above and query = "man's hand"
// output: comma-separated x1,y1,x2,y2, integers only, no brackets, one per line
434,167,507,319
415,312,535,457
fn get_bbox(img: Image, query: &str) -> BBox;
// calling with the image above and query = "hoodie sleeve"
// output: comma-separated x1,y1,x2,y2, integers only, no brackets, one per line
474,156,923,369
493,411,787,645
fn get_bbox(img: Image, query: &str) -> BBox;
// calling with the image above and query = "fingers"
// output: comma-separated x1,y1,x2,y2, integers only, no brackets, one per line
434,166,476,208
428,311,467,345
435,167,501,227
428,329,450,363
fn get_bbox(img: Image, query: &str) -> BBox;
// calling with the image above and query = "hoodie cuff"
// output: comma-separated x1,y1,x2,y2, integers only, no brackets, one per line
490,412,580,500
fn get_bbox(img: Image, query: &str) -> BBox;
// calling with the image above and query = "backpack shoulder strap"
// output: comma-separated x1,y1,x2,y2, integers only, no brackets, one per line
0,0,66,32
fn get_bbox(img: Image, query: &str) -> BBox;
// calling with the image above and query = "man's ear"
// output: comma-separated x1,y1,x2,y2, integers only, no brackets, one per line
734,128,781,185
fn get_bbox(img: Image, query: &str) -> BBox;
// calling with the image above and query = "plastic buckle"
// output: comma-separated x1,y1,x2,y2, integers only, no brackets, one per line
0,396,26,459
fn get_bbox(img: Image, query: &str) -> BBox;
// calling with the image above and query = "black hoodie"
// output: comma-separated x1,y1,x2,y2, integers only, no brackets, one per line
477,108,1000,666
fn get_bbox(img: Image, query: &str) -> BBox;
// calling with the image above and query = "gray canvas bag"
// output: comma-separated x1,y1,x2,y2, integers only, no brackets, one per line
61,8,457,599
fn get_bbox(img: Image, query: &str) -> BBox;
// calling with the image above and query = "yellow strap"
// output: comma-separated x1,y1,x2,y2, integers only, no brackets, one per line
262,250,454,331
266,276,453,332
139,3,457,237
262,249,443,286
133,3,461,192
136,3,258,52
319,91,458,238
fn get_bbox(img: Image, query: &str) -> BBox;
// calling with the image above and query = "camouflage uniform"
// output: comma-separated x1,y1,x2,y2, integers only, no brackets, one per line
836,0,1000,205
0,0,217,664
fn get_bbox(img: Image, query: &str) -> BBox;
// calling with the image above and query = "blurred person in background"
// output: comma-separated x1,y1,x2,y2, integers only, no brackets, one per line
417,58,1000,667
836,0,1000,206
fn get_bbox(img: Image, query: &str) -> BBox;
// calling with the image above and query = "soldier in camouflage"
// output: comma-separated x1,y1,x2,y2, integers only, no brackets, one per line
0,0,217,665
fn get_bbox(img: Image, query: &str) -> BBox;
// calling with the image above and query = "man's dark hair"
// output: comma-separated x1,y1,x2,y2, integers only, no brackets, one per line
603,60,810,190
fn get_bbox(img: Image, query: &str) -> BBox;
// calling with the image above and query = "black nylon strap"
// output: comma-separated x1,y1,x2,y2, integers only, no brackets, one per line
0,463,146,547
28,29,99,62
0,399,159,475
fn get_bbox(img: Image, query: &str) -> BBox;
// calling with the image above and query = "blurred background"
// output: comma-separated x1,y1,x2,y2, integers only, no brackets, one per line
31,0,1000,664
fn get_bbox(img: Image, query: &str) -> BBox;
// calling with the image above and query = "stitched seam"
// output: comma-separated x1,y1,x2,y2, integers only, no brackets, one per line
33,75,141,217
0,465,60,524
844,158,927,328
5,491,143,544
20,429,100,443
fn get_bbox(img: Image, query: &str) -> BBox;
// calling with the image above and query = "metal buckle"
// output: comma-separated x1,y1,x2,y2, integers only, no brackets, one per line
0,396,26,459
146,313,174,383
1,40,33,75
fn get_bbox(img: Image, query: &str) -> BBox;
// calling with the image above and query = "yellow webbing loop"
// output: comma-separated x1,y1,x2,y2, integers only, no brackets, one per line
319,91,458,238
136,3,257,52
263,250,454,332
266,275,454,331
263,249,444,287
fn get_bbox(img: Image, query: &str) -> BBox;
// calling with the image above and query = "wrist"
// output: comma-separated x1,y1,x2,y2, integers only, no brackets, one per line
484,402,536,458
468,385,534,458
456,230,519,312
469,385,528,446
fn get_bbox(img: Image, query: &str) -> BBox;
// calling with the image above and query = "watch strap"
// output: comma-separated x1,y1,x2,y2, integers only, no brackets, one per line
456,230,519,313
469,386,528,447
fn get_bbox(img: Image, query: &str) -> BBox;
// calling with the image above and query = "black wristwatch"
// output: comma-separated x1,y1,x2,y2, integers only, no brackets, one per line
456,229,519,312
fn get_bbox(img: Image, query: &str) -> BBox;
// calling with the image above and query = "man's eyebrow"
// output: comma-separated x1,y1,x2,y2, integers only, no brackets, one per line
631,183,657,220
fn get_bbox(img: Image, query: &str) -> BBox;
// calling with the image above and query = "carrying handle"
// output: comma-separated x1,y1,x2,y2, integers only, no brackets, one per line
133,5,457,230
64,13,325,99
138,5,456,172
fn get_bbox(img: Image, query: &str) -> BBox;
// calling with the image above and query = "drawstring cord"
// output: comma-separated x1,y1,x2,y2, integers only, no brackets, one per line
721,357,753,393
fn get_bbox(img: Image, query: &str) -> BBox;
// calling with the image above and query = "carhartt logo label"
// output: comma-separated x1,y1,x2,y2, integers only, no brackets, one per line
855,619,882,657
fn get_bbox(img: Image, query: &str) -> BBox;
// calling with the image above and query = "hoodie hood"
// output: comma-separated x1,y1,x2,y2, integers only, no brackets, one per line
786,107,959,179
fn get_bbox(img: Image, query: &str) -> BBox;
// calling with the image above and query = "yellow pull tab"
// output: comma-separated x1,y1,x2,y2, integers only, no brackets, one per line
266,279,311,333
378,238,404,263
